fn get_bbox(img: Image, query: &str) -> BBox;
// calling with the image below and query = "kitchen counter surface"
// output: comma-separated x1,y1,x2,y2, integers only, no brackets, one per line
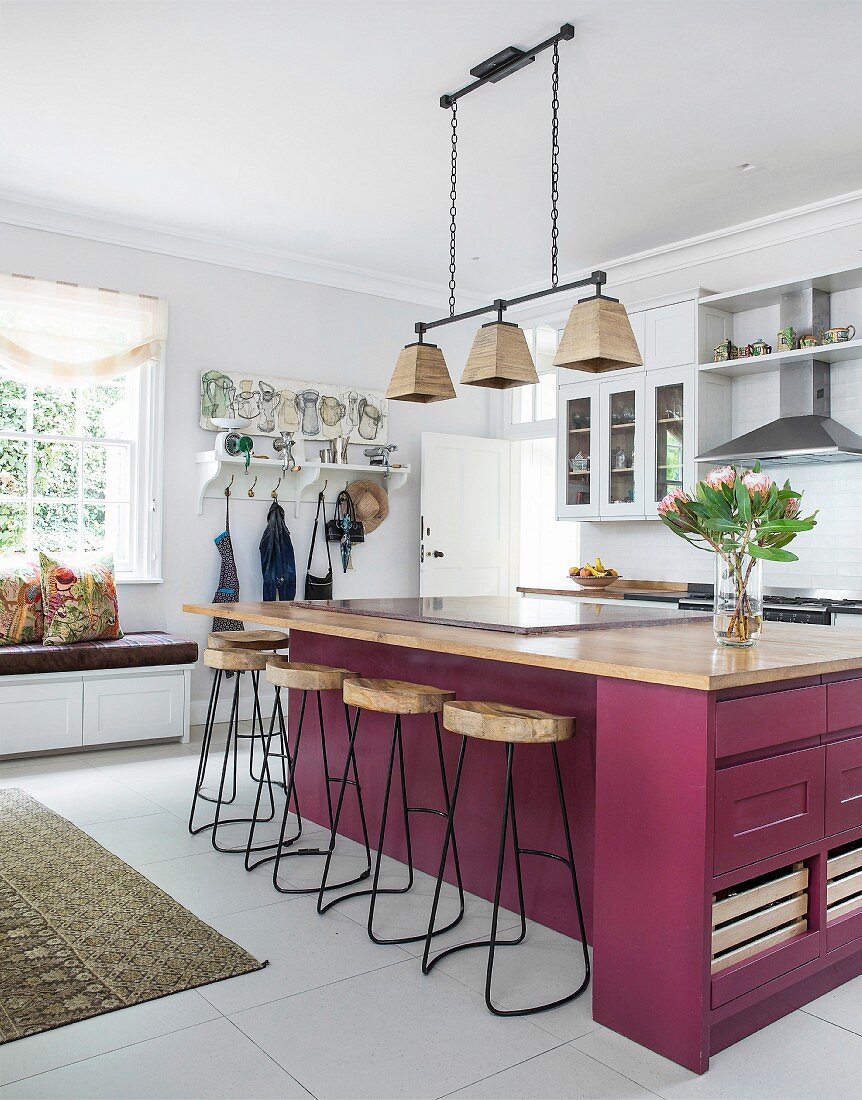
183,597,862,691
289,595,707,634
517,581,686,601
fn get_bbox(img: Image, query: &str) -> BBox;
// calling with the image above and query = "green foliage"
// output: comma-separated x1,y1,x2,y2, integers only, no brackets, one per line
0,378,129,556
658,465,818,566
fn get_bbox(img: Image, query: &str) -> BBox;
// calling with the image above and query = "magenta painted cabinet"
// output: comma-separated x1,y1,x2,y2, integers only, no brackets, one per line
825,736,862,836
714,747,826,874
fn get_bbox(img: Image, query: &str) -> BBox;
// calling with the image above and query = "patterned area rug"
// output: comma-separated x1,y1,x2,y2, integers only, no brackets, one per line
0,788,265,1043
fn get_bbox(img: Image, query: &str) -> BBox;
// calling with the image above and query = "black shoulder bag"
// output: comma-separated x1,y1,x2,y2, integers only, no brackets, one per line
304,491,334,600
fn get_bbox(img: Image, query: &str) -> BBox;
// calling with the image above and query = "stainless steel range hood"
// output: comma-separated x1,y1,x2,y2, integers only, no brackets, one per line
697,287,862,466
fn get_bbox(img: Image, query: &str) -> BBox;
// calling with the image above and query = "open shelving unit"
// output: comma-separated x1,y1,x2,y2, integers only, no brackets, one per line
699,337,862,378
195,450,410,516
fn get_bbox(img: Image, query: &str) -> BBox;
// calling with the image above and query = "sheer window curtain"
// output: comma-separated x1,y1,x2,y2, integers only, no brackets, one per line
0,273,167,384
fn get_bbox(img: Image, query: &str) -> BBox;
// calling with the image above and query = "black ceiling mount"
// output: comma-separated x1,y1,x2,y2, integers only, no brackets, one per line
440,22,574,108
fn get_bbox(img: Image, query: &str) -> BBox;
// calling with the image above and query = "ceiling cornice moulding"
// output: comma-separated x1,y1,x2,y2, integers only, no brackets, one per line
0,188,488,311
505,188,862,314
0,187,860,314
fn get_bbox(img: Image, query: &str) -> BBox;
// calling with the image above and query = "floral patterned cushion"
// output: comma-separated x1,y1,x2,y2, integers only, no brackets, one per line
0,559,44,644
39,551,123,646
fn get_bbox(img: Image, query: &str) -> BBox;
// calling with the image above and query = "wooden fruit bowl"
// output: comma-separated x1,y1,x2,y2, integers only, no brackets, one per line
568,574,620,589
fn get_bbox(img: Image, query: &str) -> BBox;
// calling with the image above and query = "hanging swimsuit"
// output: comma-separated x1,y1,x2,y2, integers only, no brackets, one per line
212,494,244,633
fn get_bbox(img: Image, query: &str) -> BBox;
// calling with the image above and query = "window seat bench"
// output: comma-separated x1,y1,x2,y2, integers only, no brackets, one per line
0,631,199,758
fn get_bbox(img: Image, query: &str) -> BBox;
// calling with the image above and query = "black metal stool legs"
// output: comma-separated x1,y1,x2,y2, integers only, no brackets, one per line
318,709,465,946
244,688,372,894
188,669,278,850
423,739,590,1017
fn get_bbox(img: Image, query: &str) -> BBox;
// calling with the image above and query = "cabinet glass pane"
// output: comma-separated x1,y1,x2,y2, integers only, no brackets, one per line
566,396,592,507
608,390,636,506
655,383,684,502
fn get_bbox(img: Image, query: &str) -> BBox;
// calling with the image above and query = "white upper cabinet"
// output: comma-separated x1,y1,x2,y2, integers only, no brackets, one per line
643,301,696,369
598,375,646,519
557,380,600,519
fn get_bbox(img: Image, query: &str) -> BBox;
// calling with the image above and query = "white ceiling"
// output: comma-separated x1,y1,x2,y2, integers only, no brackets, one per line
1,0,861,299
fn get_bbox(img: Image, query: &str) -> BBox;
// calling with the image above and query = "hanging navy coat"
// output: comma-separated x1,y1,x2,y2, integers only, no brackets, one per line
259,500,297,602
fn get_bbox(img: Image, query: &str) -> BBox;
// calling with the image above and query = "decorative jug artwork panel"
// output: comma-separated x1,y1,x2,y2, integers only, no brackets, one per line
200,372,388,444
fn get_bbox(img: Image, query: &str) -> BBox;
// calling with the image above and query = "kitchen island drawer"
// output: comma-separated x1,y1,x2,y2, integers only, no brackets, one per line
714,747,825,874
715,685,826,760
825,735,862,835
827,676,862,734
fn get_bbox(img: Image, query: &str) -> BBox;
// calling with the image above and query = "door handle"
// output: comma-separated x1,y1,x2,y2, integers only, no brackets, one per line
432,550,445,558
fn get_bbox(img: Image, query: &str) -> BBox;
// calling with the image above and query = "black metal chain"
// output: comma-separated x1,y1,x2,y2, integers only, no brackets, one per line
550,42,560,287
448,101,458,316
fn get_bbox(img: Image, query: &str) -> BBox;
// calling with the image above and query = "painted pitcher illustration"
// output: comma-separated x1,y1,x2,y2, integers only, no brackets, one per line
319,394,347,439
257,380,281,433
276,389,299,433
295,389,321,437
201,371,236,421
233,379,261,421
357,397,383,440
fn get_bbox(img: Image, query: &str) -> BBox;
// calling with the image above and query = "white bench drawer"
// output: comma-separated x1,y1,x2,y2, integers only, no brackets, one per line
83,672,186,746
0,681,84,755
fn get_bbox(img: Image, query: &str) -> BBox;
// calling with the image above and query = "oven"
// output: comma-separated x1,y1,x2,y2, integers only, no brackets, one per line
677,595,833,626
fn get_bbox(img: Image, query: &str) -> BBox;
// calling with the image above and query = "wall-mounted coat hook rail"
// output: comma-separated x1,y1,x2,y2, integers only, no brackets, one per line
247,475,258,498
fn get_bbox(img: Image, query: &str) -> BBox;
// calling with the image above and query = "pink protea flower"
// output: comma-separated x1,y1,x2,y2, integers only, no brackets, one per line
742,470,772,498
705,465,736,490
783,496,801,518
658,487,689,516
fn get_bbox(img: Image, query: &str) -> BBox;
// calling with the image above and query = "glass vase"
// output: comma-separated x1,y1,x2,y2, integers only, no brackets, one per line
713,553,763,648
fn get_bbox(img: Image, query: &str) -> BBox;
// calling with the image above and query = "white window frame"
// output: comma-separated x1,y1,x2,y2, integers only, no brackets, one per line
0,355,164,583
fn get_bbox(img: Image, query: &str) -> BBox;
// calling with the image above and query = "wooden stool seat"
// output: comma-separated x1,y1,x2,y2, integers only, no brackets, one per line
343,677,455,715
204,647,270,673
208,629,289,652
443,701,574,744
266,659,354,692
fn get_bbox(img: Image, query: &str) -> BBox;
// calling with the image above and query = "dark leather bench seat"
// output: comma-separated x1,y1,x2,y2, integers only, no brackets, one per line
0,631,199,677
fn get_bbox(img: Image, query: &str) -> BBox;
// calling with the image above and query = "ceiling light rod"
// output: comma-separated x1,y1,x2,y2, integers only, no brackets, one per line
414,270,614,339
440,22,575,109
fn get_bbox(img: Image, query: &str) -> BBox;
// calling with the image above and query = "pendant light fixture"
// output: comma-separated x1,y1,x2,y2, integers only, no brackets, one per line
386,22,641,404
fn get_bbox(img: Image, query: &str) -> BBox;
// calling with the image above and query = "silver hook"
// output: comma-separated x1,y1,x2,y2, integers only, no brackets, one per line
247,475,258,498
225,474,235,497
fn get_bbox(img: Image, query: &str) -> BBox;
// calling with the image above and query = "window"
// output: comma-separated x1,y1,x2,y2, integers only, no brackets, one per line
509,326,558,428
499,322,579,585
0,275,166,581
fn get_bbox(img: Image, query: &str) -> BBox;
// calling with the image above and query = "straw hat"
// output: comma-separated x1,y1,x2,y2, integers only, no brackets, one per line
346,479,389,535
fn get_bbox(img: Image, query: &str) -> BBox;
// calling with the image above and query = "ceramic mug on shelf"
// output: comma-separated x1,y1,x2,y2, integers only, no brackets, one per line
799,334,817,349
820,325,856,344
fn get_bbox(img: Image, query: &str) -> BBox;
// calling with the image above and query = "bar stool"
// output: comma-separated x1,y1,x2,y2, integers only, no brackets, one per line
422,700,590,1017
245,659,372,893
189,646,284,851
207,630,289,782
317,677,465,945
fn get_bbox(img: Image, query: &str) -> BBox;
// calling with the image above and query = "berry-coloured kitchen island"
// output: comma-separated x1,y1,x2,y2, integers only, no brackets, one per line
184,596,862,1073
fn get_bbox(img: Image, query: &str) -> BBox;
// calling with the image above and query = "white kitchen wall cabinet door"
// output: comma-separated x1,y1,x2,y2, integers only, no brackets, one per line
644,301,696,369
645,365,696,512
557,380,600,519
599,376,646,518
420,433,511,597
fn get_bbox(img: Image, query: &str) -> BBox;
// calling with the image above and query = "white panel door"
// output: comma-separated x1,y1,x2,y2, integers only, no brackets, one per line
0,681,83,755
83,672,185,745
420,432,511,597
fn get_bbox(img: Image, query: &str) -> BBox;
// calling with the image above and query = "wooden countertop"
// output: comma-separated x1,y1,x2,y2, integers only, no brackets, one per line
183,599,862,692
517,580,687,601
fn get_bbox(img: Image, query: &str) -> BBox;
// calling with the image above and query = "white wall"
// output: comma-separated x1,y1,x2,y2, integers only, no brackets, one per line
0,222,490,705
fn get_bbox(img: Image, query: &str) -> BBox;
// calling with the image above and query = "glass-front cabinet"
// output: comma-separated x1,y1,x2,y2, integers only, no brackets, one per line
646,366,694,512
598,377,645,519
556,380,599,518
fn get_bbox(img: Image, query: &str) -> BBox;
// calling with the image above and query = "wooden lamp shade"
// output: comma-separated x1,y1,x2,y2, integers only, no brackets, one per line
460,321,539,390
554,297,643,373
386,341,456,403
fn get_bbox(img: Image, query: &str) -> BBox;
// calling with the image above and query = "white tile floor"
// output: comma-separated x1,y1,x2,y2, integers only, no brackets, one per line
2,732,861,1100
